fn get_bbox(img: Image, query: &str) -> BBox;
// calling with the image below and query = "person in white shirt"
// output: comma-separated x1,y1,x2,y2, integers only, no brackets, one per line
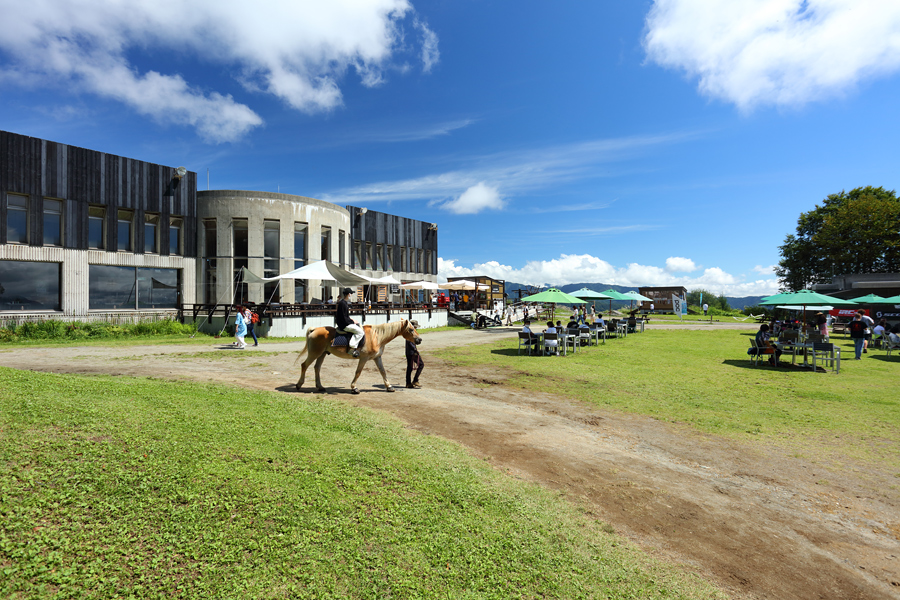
544,320,559,355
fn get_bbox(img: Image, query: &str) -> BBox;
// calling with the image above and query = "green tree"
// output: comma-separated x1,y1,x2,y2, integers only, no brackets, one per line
775,186,900,291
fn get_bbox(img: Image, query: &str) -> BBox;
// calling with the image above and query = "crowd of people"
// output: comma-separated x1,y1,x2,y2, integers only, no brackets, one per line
755,309,900,364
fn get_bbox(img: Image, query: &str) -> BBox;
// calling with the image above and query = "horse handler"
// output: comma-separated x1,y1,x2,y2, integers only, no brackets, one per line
405,320,424,389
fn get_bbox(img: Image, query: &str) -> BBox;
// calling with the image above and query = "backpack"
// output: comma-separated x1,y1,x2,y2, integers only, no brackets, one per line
250,311,260,324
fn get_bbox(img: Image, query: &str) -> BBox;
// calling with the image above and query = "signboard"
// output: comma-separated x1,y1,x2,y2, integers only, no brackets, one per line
390,284,400,294
672,295,683,319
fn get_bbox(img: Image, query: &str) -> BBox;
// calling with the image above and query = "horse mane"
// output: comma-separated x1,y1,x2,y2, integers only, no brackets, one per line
367,319,407,344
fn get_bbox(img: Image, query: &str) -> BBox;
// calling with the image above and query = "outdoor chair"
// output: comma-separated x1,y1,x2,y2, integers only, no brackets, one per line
811,342,840,374
542,332,561,356
884,335,900,357
562,330,579,353
517,332,538,356
578,327,592,346
807,333,828,344
749,339,774,366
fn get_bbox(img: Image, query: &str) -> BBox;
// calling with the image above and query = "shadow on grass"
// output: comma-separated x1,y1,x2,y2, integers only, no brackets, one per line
721,359,828,373
863,354,900,363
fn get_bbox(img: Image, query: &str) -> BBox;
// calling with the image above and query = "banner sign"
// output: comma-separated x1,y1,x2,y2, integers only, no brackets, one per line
672,295,683,319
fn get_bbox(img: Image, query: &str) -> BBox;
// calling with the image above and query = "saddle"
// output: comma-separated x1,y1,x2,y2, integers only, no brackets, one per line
331,332,366,351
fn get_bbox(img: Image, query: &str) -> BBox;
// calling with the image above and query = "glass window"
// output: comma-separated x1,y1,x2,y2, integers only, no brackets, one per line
117,209,133,252
385,245,393,271
294,258,306,304
88,265,180,309
144,213,159,253
169,217,182,255
264,220,279,259
294,222,307,266
89,265,136,309
43,199,63,246
203,220,217,303
88,206,105,249
138,267,179,308
339,230,346,267
375,244,383,270
7,194,28,244
353,240,362,269
0,260,61,310
320,226,331,261
233,219,248,301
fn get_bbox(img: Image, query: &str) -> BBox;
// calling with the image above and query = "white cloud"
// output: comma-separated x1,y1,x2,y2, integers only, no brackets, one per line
439,182,504,214
665,256,697,272
0,0,435,142
325,131,693,205
752,264,776,275
439,253,780,296
417,19,440,72
644,0,900,110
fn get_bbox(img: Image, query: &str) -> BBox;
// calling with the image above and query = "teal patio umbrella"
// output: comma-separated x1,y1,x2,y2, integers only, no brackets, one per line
521,288,586,320
571,288,612,313
623,290,652,310
598,289,631,314
848,293,889,303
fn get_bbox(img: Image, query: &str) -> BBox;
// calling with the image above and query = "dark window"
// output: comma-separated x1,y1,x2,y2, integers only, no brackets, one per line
366,242,373,270
294,222,307,267
203,220,217,303
0,260,61,310
385,245,393,271
43,199,63,246
117,209,133,251
294,258,306,303
88,265,180,309
233,219,248,303
320,226,331,261
7,194,28,244
353,240,362,268
88,206,105,249
339,230,346,267
169,217,182,255
264,221,280,302
144,214,159,253
375,244,383,270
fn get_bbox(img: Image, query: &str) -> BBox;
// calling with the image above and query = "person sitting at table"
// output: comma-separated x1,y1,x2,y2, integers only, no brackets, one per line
566,317,579,330
521,319,540,349
544,321,559,355
593,314,606,330
555,320,562,331
755,323,782,366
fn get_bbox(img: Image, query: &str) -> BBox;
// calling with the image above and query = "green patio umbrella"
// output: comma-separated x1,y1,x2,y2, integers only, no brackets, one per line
520,288,587,304
878,294,900,304
760,289,855,330
623,290,652,310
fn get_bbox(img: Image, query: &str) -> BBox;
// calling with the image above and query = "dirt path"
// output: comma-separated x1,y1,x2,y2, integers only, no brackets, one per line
2,325,898,599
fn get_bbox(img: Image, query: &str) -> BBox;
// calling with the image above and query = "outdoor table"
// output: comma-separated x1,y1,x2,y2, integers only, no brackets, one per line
616,322,628,338
558,331,577,354
775,341,813,367
589,327,606,345
537,332,567,356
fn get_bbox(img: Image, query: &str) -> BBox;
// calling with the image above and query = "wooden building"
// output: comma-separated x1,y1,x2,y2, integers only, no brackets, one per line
637,286,687,312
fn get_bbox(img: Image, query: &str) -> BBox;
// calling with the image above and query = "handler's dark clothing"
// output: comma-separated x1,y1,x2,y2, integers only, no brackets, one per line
405,340,424,385
335,299,353,330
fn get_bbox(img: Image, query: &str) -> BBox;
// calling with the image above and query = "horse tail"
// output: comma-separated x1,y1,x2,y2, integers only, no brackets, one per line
293,327,316,366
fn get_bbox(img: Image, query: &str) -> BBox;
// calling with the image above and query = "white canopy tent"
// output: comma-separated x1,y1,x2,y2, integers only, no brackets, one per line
248,261,372,287
441,279,478,291
399,280,441,290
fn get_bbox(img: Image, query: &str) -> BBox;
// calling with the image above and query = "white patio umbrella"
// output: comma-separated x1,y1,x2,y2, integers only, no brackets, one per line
399,280,441,290
442,279,478,290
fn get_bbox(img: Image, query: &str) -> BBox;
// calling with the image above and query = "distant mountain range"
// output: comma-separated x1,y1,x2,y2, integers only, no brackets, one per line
504,282,765,311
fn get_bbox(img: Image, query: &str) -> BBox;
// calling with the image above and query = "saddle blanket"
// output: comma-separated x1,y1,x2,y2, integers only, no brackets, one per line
332,333,366,350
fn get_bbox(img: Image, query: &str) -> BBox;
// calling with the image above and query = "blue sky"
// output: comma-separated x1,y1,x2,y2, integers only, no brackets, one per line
2,0,899,296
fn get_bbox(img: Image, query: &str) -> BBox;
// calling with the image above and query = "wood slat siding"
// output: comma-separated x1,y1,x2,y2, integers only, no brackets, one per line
0,130,197,257
346,205,437,273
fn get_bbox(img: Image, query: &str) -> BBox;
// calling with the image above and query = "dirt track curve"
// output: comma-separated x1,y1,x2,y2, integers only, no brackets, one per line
2,323,898,600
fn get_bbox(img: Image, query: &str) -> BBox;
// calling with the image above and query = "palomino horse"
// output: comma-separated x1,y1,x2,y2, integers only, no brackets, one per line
295,319,422,394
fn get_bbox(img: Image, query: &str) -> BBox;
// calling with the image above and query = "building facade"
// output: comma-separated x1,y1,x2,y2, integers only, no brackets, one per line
0,130,197,320
0,131,439,321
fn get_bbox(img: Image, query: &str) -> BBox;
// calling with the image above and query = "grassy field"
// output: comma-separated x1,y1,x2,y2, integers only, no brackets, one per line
0,368,723,600
437,329,900,471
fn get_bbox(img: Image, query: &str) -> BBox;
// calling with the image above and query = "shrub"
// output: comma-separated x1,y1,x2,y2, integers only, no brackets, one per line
2,318,197,342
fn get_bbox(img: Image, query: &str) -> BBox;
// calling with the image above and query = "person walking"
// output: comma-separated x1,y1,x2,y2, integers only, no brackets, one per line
243,306,259,347
233,305,247,349
849,313,867,360
859,310,875,353
336,287,364,357
405,322,424,389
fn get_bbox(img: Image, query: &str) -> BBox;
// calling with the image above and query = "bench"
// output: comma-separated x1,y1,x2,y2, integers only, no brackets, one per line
831,322,848,337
